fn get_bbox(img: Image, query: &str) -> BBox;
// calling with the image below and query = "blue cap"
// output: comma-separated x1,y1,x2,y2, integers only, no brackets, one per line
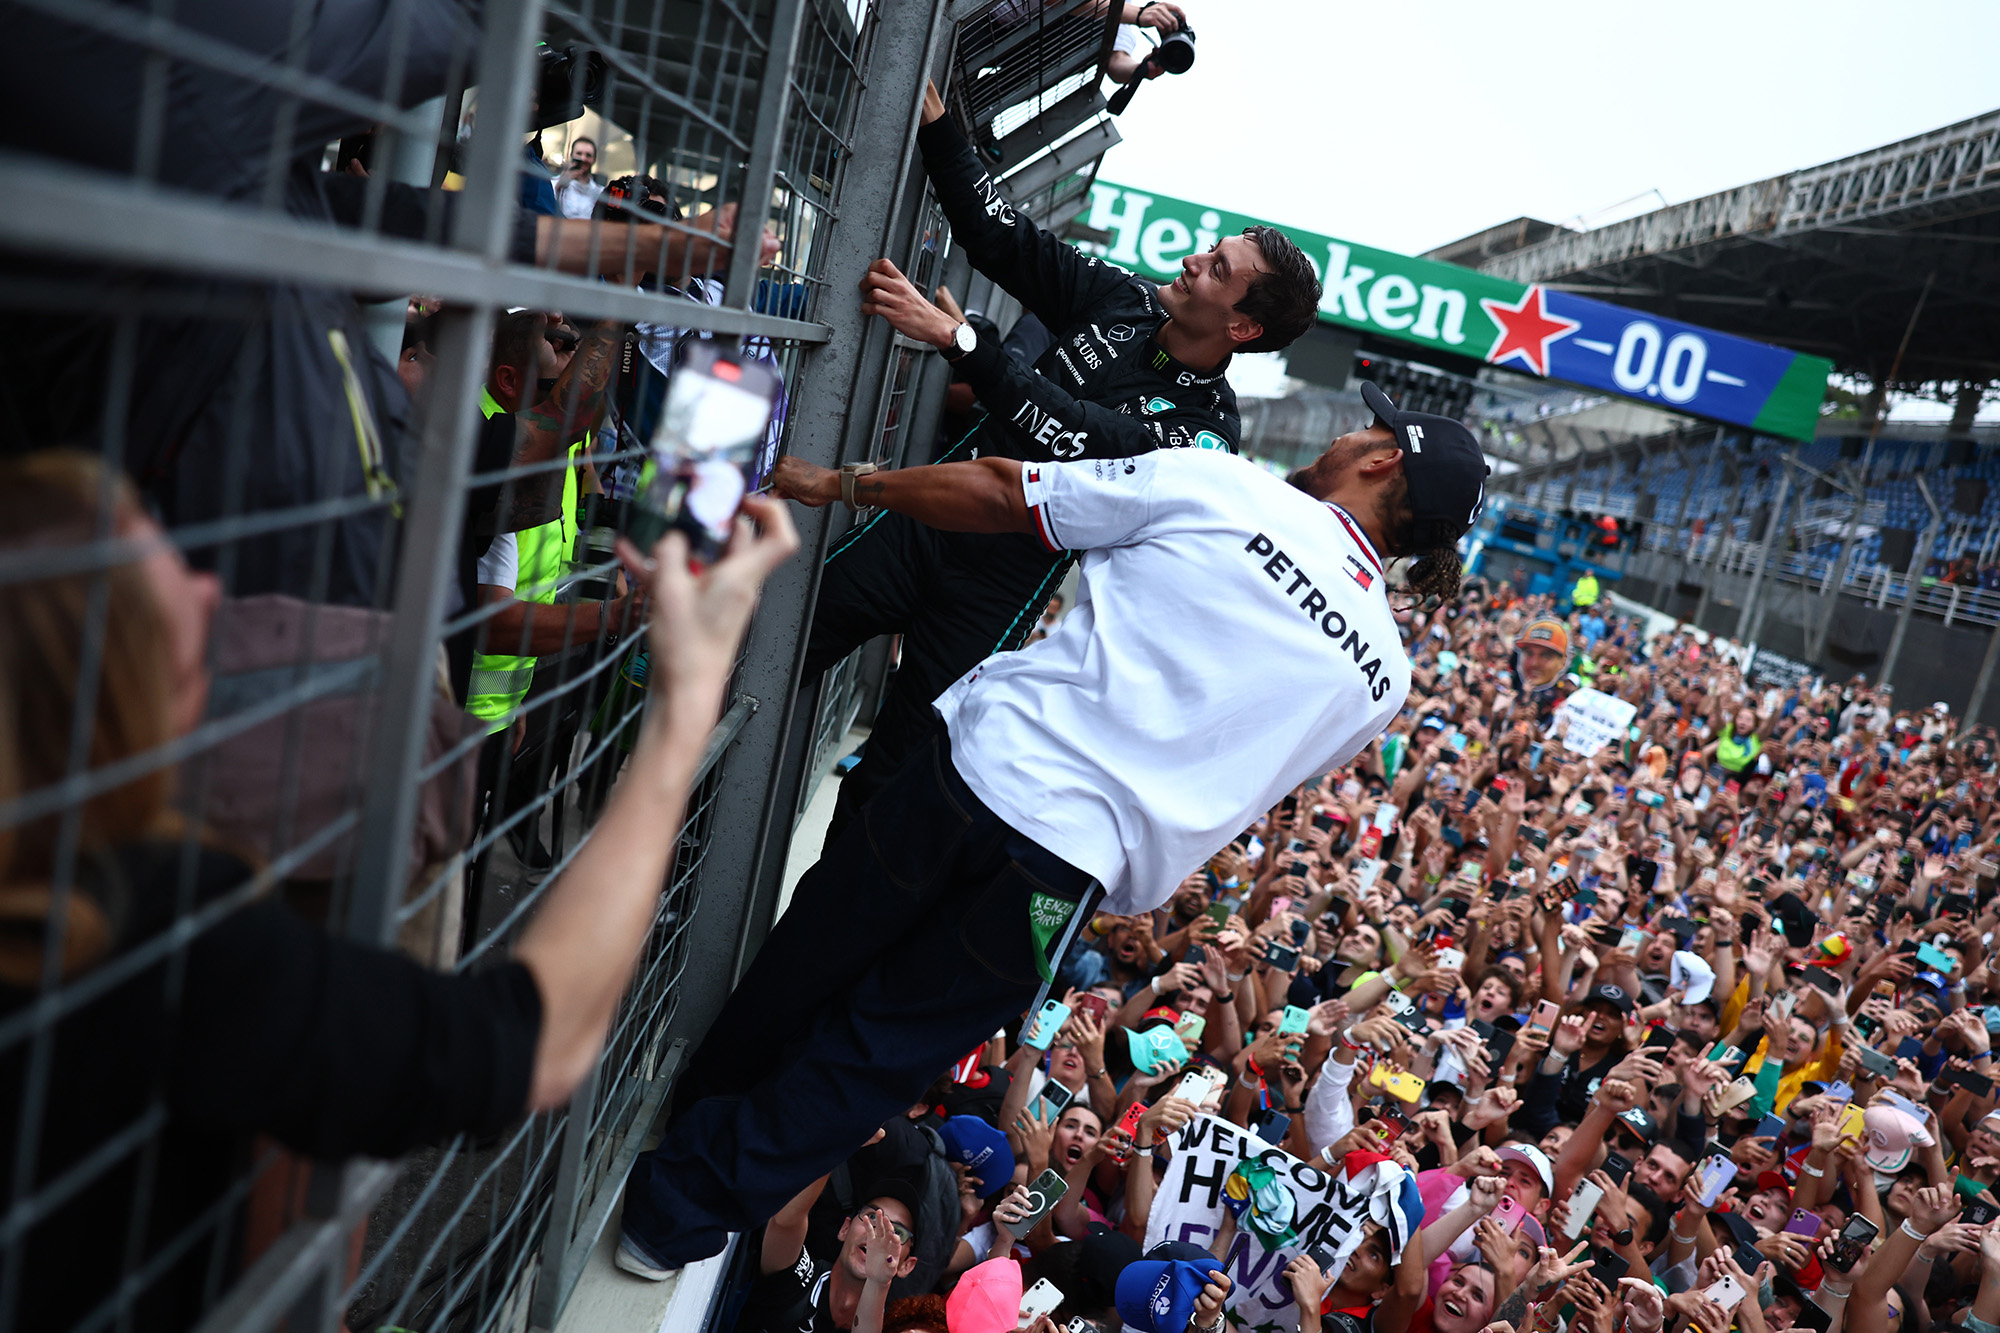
938,1115,1016,1193
1116,1258,1226,1333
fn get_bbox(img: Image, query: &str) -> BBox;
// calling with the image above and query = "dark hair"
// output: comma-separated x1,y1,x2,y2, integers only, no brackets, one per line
1233,225,1320,354
1628,1183,1673,1248
882,1295,948,1333
489,310,546,382
570,136,597,153
1402,545,1465,608
1476,964,1524,1009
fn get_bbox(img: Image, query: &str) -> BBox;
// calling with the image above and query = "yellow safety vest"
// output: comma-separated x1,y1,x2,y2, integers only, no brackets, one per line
467,388,583,732
1717,726,1762,775
1571,573,1600,607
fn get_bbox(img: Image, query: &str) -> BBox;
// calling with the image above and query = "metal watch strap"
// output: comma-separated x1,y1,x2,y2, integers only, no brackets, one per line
840,462,879,509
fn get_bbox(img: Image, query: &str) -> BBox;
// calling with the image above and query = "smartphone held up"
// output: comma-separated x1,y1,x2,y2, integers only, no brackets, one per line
629,341,782,566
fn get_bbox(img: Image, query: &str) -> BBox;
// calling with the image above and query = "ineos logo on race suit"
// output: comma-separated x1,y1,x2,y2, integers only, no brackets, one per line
1011,401,1089,459
971,172,1016,227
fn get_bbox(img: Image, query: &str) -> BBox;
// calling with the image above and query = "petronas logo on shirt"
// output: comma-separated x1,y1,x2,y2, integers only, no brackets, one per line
1143,397,1174,414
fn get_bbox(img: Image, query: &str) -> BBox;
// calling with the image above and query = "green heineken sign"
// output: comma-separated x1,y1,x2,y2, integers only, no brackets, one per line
1077,182,1832,440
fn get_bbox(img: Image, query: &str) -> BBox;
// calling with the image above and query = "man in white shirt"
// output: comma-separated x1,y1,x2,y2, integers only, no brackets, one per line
616,380,1487,1280
552,136,603,219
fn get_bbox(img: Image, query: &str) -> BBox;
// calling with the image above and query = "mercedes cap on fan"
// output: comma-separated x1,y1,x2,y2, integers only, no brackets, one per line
1359,380,1490,549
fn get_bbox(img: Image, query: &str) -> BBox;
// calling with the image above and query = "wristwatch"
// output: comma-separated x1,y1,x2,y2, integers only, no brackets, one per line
840,461,879,509
940,320,977,363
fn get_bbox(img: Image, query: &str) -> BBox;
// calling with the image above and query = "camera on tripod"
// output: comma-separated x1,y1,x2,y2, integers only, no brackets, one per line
1107,22,1195,115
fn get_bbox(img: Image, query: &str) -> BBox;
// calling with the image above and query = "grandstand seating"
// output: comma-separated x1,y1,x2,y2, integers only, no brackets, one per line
1517,434,2000,578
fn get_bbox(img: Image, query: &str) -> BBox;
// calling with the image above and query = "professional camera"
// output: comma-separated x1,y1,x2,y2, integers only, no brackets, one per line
1106,22,1196,115
531,43,607,130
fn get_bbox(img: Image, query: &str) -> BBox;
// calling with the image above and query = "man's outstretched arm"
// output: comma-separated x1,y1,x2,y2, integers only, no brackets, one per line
770,456,1030,535
916,83,1127,330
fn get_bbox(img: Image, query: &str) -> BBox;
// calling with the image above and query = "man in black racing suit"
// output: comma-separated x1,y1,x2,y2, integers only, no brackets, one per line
807,81,1323,840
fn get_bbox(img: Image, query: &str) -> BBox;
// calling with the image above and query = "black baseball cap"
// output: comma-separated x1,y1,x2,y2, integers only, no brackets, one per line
1360,380,1490,549
1583,982,1636,1015
1616,1106,1660,1147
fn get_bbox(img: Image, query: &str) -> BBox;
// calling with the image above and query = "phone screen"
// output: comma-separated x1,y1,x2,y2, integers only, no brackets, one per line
632,341,781,561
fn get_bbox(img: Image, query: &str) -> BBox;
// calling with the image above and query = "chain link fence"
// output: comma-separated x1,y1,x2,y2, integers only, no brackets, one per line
0,0,1124,1330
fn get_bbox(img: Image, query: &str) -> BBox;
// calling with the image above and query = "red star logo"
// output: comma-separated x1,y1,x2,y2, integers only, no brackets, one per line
1478,285,1580,377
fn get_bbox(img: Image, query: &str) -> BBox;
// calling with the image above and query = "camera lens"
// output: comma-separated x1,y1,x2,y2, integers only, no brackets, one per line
1153,29,1196,74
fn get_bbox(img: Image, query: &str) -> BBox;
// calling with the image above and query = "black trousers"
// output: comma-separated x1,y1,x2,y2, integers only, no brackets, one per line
807,509,1070,847
620,734,1095,1267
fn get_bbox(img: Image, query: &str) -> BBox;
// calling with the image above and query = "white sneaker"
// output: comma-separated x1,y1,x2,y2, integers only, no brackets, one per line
614,1234,678,1282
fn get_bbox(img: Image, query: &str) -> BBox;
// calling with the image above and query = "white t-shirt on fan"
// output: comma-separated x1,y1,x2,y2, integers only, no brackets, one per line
934,449,1412,916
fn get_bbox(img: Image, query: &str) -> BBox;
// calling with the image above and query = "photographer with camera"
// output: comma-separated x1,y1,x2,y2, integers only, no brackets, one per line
553,135,603,219
1107,3,1196,113
1108,2,1191,83
801,77,1321,847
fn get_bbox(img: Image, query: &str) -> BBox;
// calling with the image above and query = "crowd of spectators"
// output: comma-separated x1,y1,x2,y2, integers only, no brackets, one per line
740,589,2000,1333
20,9,2000,1333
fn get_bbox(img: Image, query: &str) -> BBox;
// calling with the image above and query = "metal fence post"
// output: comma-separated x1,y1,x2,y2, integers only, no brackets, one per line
722,0,809,310
1883,475,1943,688
1810,464,1869,658
286,3,540,1327
1738,449,1794,643
346,0,545,947
361,95,449,363
664,0,953,1058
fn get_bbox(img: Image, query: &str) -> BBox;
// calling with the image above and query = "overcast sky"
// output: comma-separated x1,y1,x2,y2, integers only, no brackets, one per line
1104,0,2000,259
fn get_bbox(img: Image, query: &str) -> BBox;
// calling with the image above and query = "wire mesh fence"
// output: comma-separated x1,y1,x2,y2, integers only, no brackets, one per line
0,0,1123,1328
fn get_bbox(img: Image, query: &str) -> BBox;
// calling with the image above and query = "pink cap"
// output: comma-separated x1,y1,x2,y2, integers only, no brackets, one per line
1863,1106,1930,1174
948,1257,1023,1333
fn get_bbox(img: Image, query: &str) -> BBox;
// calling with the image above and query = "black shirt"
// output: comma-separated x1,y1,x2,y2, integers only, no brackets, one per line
0,843,542,1332
735,1246,840,1333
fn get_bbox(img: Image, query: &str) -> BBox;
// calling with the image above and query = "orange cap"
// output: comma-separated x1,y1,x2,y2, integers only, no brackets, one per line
1517,618,1569,656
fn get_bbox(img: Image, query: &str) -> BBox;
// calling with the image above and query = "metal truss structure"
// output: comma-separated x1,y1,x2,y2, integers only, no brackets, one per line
1471,109,2000,388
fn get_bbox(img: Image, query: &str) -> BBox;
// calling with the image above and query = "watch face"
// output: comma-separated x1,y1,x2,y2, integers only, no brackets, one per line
953,321,976,354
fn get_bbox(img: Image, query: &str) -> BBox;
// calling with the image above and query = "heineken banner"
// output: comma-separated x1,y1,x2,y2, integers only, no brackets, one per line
1078,183,1833,440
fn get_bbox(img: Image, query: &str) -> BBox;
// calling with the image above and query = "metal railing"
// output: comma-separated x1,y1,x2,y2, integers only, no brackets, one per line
0,1,1127,1330
1635,526,2000,631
